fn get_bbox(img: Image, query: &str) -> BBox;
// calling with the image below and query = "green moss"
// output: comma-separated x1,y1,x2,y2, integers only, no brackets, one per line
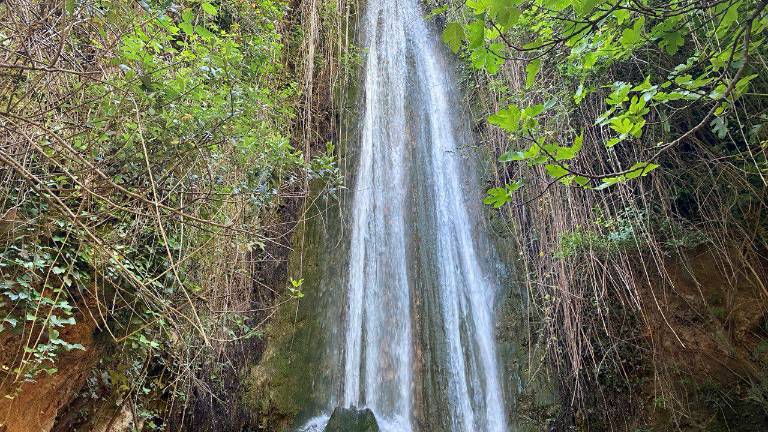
243,212,324,426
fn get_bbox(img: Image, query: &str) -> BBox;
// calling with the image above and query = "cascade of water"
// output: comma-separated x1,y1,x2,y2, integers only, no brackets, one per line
342,0,412,426
301,1,508,431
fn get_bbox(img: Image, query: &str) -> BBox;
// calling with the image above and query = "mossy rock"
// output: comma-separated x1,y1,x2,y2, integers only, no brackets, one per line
323,407,379,432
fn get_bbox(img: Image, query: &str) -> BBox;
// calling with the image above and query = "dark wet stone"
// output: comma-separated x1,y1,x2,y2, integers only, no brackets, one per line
323,407,380,432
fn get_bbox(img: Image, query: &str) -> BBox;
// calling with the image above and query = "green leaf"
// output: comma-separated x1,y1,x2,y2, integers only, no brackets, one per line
572,133,584,151
465,0,490,14
525,59,541,89
545,164,569,179
613,9,631,25
595,176,622,190
574,83,592,105
605,137,623,148
179,22,194,35
500,143,540,162
508,180,524,193
582,51,599,70
734,74,758,97
709,83,728,100
429,5,449,17
466,20,486,49
633,76,653,91
549,0,571,12
628,96,648,116
606,82,631,105
574,0,603,18
488,0,521,28
554,134,583,160
195,25,214,39
717,4,739,35
201,2,218,16
489,104,520,132
625,162,660,179
484,187,509,208
483,181,523,208
182,9,194,23
442,22,465,54
523,104,545,118
659,31,684,55
470,44,505,73
711,116,728,138
499,151,525,162
50,315,76,327
573,176,591,187
620,17,645,47
52,266,66,275
609,117,630,135
609,117,644,138
651,16,684,54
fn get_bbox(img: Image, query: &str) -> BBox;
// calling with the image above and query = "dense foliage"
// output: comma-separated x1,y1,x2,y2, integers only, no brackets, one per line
435,0,768,429
441,0,766,199
0,0,338,428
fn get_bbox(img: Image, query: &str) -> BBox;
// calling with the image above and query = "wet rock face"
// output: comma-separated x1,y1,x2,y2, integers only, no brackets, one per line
323,407,380,432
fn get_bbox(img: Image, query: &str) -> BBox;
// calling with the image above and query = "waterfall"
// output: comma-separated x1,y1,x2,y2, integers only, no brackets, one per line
301,0,508,430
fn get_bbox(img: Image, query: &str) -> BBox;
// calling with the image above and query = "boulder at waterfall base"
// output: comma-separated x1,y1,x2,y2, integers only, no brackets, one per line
323,407,380,432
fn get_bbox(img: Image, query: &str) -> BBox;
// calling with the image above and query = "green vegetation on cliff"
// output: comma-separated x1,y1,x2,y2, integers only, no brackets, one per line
434,0,768,430
0,0,341,429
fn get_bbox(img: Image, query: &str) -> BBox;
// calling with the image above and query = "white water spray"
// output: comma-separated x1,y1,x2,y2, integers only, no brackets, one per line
302,1,508,430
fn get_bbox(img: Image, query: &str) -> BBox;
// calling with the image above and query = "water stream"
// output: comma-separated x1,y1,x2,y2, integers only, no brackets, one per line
301,1,508,430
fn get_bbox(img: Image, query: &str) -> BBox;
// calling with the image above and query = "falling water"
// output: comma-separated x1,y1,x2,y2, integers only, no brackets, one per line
301,0,508,430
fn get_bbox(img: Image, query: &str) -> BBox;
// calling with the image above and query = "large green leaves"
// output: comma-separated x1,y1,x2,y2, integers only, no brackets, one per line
484,181,524,208
595,163,659,190
484,0,522,28
574,0,605,18
620,17,645,47
471,45,505,73
490,103,547,134
526,59,541,88
437,0,763,204
489,104,521,132
442,23,465,54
